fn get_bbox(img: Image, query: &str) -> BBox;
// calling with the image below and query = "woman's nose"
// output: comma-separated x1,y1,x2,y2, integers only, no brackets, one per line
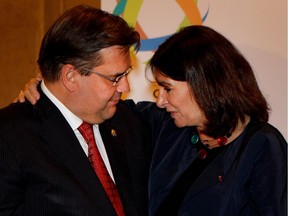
156,89,167,108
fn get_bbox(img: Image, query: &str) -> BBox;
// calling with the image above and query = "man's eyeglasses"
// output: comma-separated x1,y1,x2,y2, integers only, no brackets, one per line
84,66,133,86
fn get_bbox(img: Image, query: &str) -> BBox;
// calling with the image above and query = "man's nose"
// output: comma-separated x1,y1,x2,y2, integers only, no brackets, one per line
116,76,130,93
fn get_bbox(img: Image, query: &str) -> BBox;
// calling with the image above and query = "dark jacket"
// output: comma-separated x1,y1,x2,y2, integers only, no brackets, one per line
134,101,287,216
0,90,150,216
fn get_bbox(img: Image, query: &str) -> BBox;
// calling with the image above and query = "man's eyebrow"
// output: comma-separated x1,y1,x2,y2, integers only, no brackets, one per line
114,65,133,76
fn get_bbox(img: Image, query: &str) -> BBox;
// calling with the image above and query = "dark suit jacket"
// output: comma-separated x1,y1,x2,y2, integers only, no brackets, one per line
0,88,150,216
133,102,287,216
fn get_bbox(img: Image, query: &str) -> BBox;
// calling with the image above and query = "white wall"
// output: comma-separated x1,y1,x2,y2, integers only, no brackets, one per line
102,0,287,140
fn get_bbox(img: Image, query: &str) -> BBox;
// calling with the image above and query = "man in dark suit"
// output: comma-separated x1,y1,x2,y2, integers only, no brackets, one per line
0,5,149,216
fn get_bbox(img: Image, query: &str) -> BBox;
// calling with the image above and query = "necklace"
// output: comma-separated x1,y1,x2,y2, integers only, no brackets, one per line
201,133,231,149
190,133,209,159
190,133,231,145
190,132,231,159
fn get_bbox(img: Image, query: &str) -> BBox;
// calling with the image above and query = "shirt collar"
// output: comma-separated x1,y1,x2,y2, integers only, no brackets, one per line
41,81,83,131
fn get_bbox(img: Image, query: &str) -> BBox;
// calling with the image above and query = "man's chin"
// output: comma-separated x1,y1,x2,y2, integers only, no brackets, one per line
90,106,117,124
104,106,117,119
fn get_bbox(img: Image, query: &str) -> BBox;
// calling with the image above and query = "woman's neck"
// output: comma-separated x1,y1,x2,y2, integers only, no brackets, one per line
198,115,251,149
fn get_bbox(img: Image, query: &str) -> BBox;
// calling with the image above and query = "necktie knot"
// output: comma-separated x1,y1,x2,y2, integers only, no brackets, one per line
78,122,94,144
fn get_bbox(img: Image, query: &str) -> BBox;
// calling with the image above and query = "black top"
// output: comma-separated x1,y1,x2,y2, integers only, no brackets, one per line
155,144,229,216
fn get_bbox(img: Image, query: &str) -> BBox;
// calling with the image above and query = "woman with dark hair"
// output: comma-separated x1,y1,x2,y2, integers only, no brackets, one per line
17,25,287,215
140,25,287,215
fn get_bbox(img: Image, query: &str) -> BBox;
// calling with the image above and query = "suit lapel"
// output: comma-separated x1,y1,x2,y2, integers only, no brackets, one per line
99,110,137,211
99,101,150,216
34,87,116,215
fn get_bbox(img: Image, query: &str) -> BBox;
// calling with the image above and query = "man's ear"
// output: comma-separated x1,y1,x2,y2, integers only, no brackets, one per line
61,64,79,91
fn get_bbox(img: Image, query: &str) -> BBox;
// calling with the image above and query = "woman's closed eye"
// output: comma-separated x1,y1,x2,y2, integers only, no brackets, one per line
164,87,172,92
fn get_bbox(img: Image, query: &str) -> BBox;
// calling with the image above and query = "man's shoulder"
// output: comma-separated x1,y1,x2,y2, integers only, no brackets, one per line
0,102,32,120
111,100,140,122
118,99,157,112
0,102,36,140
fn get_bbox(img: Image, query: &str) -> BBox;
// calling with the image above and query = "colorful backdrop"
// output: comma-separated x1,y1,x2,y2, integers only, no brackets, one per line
102,0,287,139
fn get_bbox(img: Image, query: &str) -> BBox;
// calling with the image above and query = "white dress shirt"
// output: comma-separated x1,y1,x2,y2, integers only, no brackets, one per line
41,81,115,182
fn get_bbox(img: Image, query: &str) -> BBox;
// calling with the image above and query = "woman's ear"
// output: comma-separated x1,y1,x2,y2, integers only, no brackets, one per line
61,64,78,91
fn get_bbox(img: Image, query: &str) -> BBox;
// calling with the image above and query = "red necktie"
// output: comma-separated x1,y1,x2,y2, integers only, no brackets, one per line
78,122,125,216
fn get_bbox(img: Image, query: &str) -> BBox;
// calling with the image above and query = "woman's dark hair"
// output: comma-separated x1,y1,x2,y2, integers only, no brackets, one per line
38,4,140,82
147,25,270,138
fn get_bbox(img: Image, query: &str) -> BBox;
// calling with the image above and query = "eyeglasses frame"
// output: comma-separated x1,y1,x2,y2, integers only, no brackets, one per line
83,65,133,86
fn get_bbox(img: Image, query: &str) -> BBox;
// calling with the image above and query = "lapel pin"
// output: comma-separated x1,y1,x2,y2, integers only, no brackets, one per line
111,129,117,137
218,175,223,184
